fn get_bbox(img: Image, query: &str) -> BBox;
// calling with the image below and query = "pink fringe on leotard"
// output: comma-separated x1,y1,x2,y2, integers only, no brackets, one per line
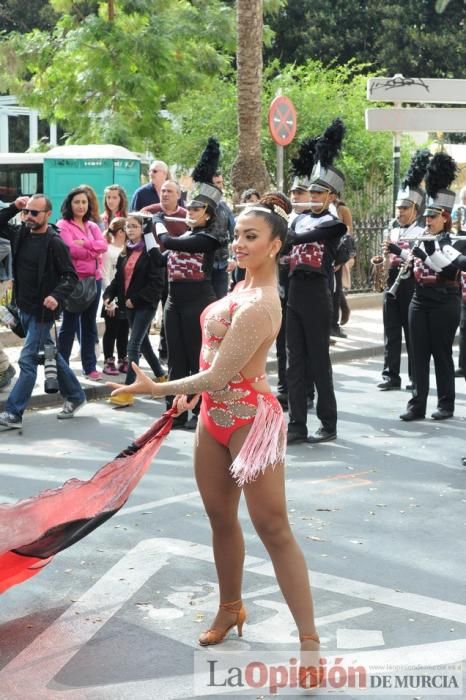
229,395,287,486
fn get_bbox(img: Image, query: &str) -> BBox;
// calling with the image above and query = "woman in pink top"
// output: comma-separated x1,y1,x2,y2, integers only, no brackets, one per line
57,187,108,380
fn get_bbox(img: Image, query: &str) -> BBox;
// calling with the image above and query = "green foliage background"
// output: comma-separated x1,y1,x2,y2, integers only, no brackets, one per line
0,0,463,212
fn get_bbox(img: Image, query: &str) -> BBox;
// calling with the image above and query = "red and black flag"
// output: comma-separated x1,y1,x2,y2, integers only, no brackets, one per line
0,409,175,594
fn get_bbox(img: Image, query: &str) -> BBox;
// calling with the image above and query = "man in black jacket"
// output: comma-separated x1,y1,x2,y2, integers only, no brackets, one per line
0,195,86,430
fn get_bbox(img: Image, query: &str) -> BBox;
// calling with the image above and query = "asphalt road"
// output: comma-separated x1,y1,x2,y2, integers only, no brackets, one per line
1,356,465,700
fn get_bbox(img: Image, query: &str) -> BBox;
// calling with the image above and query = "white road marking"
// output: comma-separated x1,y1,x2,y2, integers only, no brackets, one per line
248,559,466,623
1,538,466,699
114,491,200,517
337,627,385,649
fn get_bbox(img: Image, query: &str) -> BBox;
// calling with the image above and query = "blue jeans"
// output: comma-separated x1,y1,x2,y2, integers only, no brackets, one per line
6,311,86,418
58,279,102,375
126,307,164,385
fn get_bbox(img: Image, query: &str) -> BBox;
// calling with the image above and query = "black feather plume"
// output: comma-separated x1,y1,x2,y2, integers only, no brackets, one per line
425,152,457,199
290,137,319,177
315,118,346,168
191,137,220,184
402,149,431,189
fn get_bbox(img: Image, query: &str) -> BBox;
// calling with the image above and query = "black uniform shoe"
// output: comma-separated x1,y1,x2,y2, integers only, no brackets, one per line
462,456,466,467
307,427,337,443
399,410,425,422
454,368,465,378
431,409,453,420
277,393,289,409
331,326,347,338
377,380,401,391
287,429,308,444
405,383,413,391
183,415,198,430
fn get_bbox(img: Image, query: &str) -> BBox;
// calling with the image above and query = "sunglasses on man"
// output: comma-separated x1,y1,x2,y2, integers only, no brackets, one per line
23,208,48,216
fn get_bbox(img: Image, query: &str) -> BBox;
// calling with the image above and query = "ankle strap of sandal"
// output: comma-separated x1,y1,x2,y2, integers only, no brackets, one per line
219,599,242,613
300,632,320,643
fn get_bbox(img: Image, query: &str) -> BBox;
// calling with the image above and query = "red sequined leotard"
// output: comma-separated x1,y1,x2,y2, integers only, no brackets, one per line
158,283,286,484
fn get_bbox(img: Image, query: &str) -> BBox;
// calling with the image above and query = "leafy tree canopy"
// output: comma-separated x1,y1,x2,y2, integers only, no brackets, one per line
0,0,236,151
164,59,417,215
0,0,58,33
265,0,465,79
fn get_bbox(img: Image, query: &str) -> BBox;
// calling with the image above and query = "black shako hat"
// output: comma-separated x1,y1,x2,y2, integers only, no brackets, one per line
187,137,222,211
310,118,346,195
396,149,430,210
289,136,319,191
424,152,457,216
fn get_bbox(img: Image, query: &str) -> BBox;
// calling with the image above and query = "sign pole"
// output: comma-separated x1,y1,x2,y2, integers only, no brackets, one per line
277,144,284,192
268,95,297,191
392,131,401,216
391,101,402,216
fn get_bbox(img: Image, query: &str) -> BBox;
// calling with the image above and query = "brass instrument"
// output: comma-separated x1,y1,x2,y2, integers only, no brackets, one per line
370,228,391,292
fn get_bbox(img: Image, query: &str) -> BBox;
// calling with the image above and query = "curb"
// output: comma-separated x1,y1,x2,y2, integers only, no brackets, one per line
22,382,111,412
3,343,386,414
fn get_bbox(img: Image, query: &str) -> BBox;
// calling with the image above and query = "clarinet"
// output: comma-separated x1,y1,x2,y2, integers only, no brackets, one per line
386,232,424,298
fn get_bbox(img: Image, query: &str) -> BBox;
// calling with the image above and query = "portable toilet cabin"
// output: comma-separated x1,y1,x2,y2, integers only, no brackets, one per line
43,144,141,222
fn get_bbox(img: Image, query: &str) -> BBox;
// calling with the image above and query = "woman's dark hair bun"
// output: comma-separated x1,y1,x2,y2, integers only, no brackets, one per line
259,191,292,216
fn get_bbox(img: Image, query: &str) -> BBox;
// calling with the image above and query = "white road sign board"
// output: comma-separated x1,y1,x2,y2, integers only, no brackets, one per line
365,108,466,132
367,77,466,104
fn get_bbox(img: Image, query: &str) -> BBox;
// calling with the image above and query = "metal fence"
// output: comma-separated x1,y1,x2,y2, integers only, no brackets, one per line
351,216,390,292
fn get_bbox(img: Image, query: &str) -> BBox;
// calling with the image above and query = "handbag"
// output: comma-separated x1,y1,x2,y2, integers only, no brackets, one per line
64,276,97,313
5,303,26,338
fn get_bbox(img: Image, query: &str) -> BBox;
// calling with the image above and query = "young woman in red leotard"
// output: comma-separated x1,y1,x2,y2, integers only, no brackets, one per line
108,192,319,686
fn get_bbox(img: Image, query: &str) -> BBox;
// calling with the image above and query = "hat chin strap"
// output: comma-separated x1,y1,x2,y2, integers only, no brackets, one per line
309,191,331,215
187,204,208,228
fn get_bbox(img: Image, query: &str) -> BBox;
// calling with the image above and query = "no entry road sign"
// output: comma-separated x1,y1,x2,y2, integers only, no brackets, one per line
268,96,297,147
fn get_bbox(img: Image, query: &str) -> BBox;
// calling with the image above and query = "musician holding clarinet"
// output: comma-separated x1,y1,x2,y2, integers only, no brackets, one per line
428,213,466,465
377,150,429,392
400,153,460,422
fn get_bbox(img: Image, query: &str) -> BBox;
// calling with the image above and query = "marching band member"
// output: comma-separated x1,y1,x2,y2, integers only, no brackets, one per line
433,225,466,464
400,153,460,422
286,120,347,444
155,139,222,430
276,137,317,410
378,150,429,391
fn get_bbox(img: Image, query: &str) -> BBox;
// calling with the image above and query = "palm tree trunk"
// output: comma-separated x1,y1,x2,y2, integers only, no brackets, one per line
230,0,270,200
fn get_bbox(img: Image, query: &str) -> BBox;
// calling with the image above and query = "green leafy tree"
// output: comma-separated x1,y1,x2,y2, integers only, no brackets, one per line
0,0,58,33
265,0,465,79
0,0,236,151
165,59,413,217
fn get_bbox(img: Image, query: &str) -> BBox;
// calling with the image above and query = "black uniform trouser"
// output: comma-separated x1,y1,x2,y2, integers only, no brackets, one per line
211,266,229,300
286,275,337,434
164,282,216,417
458,299,466,373
407,289,460,415
382,276,415,384
159,270,168,356
277,273,315,399
331,267,343,329
276,292,288,395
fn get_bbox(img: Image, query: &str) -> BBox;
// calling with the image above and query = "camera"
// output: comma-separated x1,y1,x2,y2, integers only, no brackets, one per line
37,343,59,394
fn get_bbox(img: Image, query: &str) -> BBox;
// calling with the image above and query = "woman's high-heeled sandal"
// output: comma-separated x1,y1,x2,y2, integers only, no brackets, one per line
299,632,321,689
198,599,246,646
